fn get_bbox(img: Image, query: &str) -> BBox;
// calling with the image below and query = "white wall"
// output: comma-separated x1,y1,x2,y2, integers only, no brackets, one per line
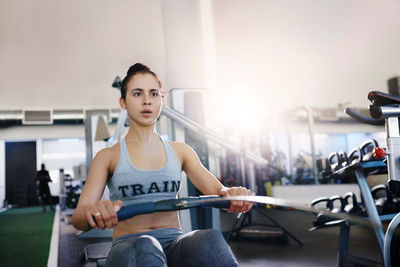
0,124,116,141
0,0,166,109
212,0,400,111
272,184,361,204
2,0,398,111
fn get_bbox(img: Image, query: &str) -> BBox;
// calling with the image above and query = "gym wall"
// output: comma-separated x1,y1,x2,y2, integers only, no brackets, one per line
1,0,400,206
2,0,400,112
212,0,400,109
0,0,166,109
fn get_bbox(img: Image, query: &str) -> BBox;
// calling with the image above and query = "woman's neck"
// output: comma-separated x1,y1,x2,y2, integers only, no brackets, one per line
125,124,158,144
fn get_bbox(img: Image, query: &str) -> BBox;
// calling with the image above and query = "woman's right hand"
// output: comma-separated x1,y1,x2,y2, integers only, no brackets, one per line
85,199,122,229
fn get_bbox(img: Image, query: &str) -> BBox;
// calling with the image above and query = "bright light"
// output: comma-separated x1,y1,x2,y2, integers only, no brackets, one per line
212,89,270,137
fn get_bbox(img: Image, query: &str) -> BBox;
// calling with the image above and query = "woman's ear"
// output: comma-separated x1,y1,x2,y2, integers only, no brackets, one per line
120,97,127,110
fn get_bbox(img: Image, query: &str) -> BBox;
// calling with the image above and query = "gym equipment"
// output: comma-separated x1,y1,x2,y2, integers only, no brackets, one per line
329,195,346,214
346,90,400,267
224,203,294,245
78,243,111,267
116,195,365,223
343,192,364,216
360,139,380,162
371,184,399,215
337,151,349,169
347,148,362,166
309,157,387,266
367,91,400,193
326,148,361,183
310,193,364,232
79,194,381,267
328,152,340,172
64,174,81,209
310,197,334,229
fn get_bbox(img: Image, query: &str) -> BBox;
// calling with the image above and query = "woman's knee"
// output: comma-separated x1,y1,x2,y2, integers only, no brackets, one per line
107,235,167,267
189,230,238,266
134,235,163,252
194,229,225,245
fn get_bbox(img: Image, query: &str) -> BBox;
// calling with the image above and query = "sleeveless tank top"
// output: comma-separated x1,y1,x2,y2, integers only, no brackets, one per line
107,136,182,206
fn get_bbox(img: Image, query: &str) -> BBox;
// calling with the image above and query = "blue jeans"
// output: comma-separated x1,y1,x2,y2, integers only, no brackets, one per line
106,228,238,267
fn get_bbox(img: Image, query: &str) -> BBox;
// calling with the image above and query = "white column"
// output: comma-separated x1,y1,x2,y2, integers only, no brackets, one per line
0,141,5,207
162,0,220,232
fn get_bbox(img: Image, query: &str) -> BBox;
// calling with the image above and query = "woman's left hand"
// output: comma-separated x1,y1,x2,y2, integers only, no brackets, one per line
218,186,253,213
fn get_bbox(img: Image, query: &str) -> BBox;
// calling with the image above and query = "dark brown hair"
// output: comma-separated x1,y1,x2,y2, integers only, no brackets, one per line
121,63,162,99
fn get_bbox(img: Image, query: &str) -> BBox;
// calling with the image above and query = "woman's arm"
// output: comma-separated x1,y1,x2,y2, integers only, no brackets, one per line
177,142,253,213
71,149,121,231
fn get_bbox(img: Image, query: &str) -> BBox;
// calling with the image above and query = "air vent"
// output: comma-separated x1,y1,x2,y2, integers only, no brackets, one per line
22,110,53,125
316,108,338,121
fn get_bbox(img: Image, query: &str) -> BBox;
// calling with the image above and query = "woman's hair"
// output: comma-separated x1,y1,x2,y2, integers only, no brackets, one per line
121,63,162,99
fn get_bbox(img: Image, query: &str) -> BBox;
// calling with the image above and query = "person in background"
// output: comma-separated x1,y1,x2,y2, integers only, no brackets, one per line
34,163,55,212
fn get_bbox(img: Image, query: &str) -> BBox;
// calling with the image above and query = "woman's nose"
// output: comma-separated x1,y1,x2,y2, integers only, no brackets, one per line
143,95,151,105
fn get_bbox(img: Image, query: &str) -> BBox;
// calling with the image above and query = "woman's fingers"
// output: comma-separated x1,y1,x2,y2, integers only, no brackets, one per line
241,189,253,213
232,188,244,213
221,186,254,214
85,209,98,229
104,200,119,227
114,200,122,212
93,203,107,229
87,200,121,229
99,201,115,229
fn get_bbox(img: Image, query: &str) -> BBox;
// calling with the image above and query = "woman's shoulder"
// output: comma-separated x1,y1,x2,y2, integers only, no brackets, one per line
167,140,190,151
167,141,196,157
93,142,121,162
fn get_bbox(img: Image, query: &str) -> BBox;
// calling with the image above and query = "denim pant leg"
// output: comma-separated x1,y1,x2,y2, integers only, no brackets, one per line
106,234,168,267
164,229,238,267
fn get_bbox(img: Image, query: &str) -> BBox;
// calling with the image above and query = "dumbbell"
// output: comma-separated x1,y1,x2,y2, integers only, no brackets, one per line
347,148,362,166
329,195,346,213
371,184,399,215
360,139,379,162
337,151,349,169
328,152,340,172
311,197,334,227
343,192,364,216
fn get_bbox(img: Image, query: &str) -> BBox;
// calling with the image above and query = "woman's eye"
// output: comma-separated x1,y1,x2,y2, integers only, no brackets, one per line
133,92,141,96
151,92,159,97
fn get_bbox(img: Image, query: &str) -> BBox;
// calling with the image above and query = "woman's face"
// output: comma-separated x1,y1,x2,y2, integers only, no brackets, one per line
120,73,164,127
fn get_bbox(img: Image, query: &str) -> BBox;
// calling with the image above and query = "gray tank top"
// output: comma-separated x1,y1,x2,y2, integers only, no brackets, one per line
107,136,182,206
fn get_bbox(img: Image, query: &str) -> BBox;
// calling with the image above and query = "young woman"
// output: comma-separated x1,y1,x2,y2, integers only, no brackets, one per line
71,63,253,266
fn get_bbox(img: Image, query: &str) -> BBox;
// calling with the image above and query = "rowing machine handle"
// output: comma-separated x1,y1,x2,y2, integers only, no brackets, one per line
117,202,155,221
117,198,231,221
201,200,231,209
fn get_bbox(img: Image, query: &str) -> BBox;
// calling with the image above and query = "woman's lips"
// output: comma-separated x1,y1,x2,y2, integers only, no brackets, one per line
141,110,153,117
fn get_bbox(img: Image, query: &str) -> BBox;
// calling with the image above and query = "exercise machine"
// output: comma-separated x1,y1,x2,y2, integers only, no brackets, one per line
346,90,400,267
78,193,379,267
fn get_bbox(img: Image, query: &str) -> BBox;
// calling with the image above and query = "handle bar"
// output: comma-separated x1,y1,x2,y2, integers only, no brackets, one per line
344,107,384,126
117,196,230,221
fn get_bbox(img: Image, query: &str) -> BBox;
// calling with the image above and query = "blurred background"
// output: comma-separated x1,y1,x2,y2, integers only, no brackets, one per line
0,0,399,209
3,1,400,266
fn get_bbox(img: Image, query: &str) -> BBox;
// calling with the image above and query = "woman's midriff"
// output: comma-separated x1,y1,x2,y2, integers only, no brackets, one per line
112,211,181,240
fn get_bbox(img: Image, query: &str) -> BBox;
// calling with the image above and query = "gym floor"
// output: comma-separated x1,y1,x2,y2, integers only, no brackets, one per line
58,207,382,267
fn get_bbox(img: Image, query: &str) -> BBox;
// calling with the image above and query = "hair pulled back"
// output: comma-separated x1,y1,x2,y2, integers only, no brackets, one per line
121,63,162,99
